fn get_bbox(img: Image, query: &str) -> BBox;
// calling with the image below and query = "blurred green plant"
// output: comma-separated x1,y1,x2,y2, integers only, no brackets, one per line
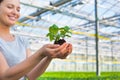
37,72,120,80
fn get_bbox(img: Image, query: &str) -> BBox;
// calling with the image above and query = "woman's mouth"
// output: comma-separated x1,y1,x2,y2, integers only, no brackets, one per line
9,16,16,21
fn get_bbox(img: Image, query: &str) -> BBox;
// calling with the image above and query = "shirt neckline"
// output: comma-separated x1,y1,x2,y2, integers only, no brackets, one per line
0,35,17,43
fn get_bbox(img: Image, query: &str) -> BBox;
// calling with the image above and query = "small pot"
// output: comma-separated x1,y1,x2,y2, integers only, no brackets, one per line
54,39,66,45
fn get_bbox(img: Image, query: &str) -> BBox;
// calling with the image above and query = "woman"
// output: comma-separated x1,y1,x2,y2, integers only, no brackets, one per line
0,0,72,80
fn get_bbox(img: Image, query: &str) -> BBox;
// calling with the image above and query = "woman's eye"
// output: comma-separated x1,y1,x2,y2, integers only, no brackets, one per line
17,9,20,12
7,6,13,9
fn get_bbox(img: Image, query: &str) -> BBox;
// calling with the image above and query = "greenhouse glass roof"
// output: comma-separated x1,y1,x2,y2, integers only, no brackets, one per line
12,0,120,57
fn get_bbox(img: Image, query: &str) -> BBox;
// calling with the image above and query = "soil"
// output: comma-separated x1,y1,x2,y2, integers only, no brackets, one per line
54,39,66,45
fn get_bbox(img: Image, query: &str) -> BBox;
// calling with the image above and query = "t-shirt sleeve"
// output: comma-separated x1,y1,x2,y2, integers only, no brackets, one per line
23,37,30,49
19,36,30,49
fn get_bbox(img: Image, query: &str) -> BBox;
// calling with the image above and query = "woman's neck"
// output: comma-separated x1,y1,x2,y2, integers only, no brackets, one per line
0,25,10,34
0,25,15,42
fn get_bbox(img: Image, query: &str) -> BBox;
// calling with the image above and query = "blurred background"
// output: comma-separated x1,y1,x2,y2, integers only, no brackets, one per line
11,0,120,79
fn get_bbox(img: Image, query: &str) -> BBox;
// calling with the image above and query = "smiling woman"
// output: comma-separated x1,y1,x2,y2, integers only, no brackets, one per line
0,0,20,27
0,0,72,80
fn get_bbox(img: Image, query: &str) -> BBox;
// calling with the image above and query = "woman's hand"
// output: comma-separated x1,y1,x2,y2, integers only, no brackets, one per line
54,43,72,59
40,43,72,59
55,43,72,59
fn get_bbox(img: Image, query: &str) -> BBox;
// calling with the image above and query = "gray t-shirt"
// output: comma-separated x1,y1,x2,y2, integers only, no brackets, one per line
0,35,29,80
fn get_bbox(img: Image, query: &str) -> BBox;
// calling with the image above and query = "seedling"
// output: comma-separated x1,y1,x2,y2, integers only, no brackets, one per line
46,24,72,45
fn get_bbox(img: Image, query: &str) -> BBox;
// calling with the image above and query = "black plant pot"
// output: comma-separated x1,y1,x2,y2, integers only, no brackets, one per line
54,39,66,45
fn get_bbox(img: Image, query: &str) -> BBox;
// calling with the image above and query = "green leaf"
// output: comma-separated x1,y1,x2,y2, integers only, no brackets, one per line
65,34,71,37
46,33,50,37
64,26,70,32
60,31,66,35
46,33,54,41
49,33,55,41
49,24,58,34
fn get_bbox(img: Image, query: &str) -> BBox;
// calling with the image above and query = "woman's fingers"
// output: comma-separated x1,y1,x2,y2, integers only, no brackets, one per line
53,43,71,58
47,44,60,48
41,43,72,59
54,43,68,52
67,44,72,54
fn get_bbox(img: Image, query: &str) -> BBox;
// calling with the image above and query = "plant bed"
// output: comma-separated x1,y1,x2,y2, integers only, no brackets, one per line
38,72,120,80
46,24,72,45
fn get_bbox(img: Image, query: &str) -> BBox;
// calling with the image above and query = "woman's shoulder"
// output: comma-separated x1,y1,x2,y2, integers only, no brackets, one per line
15,35,28,42
15,35,30,48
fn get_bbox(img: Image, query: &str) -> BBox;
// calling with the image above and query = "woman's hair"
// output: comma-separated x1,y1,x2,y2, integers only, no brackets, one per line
0,0,3,3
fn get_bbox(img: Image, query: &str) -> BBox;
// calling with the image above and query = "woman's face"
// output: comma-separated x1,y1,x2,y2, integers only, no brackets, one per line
0,0,20,27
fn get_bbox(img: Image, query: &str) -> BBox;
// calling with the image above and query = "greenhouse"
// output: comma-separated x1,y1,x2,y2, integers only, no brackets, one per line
5,0,120,80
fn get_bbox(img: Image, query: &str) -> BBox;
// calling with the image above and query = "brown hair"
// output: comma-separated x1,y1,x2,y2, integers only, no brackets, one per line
0,0,3,3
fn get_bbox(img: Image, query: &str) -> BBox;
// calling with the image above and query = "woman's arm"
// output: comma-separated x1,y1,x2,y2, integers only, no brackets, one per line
26,56,52,80
26,43,72,80
0,49,45,80
25,49,53,80
0,43,72,80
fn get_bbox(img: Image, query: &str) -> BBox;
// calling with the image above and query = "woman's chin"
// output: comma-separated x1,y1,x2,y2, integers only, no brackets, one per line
8,21,16,26
5,23,16,27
